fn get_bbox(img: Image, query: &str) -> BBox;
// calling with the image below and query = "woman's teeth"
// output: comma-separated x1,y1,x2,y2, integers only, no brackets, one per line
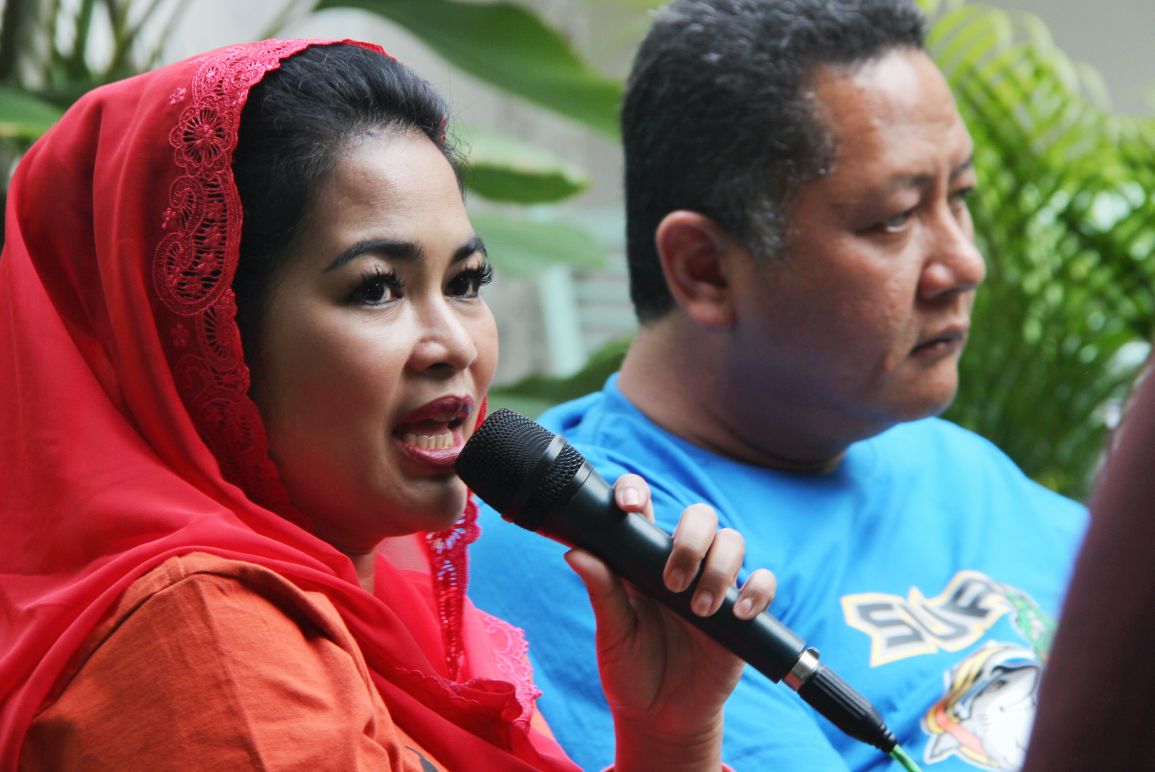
402,431,455,450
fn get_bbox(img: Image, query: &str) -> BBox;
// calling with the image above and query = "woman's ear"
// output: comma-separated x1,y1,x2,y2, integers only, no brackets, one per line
655,211,739,330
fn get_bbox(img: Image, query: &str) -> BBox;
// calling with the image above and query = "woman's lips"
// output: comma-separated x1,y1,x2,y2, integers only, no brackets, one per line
392,396,474,471
392,430,465,471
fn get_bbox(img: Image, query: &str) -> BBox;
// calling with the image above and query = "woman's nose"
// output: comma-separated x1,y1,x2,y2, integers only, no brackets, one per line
408,299,479,375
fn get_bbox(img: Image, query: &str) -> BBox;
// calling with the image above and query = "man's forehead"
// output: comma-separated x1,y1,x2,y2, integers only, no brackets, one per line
806,50,973,181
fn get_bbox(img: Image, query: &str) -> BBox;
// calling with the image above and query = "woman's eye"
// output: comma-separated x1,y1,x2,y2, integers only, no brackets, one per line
447,263,494,298
350,268,401,306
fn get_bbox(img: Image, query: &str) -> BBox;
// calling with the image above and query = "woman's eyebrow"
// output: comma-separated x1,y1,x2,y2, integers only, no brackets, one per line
325,236,486,272
455,236,487,263
325,238,422,272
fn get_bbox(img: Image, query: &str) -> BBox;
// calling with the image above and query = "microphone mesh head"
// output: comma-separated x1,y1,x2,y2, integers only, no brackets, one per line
456,409,554,512
521,442,584,525
456,408,585,525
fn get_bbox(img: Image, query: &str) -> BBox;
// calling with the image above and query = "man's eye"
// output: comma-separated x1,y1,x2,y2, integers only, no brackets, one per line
879,210,912,232
950,186,975,210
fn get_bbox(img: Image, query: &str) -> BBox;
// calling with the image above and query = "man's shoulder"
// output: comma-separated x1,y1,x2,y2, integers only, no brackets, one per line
536,389,608,435
535,376,675,460
880,414,992,444
535,375,632,437
876,416,1021,467
879,418,1085,513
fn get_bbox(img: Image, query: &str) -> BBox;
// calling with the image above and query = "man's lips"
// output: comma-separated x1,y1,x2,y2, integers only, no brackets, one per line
912,325,968,355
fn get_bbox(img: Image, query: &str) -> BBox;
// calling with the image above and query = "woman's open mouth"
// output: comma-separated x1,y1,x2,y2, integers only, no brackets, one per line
392,396,474,470
400,427,458,450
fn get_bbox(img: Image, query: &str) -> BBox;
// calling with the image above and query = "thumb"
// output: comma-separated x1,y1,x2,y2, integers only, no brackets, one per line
565,548,637,643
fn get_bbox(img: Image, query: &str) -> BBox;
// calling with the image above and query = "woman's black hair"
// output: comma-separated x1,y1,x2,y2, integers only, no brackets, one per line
231,43,462,352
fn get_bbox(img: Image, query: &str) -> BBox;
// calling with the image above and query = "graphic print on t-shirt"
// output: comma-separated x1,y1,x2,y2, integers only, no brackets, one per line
842,571,1056,770
922,642,1040,769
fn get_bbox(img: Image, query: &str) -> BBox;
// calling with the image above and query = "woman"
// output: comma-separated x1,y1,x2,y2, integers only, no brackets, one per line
0,39,773,769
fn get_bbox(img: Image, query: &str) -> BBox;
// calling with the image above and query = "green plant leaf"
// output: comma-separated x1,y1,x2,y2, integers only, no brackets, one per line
455,125,589,203
930,1,1155,499
315,0,623,136
469,210,606,277
0,87,64,140
488,336,631,418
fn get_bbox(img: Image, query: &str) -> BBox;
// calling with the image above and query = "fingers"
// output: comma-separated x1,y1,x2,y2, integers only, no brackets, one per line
665,504,777,620
665,504,718,598
614,476,777,622
662,503,732,617
564,547,616,599
733,568,776,620
613,473,653,521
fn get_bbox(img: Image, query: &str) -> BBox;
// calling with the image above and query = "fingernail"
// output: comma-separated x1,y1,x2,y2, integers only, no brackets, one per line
693,591,714,616
667,569,689,593
619,486,641,508
734,598,754,619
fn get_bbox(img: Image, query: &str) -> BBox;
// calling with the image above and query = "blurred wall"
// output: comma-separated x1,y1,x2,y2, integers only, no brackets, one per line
96,1,1155,384
996,0,1155,116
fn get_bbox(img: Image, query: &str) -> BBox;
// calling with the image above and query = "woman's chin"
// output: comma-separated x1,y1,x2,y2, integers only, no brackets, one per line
296,475,474,548
406,482,472,533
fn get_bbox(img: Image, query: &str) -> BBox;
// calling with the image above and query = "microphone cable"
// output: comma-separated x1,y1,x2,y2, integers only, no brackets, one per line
891,744,922,771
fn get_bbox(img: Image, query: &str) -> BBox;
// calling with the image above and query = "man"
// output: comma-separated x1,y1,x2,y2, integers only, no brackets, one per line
469,1,1086,769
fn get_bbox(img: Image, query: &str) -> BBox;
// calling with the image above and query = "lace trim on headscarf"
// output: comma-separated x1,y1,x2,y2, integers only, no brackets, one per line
425,497,482,679
154,39,308,515
422,395,489,679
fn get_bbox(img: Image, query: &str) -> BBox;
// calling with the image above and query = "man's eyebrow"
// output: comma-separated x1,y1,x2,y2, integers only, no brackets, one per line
949,154,975,182
880,154,976,195
324,236,486,272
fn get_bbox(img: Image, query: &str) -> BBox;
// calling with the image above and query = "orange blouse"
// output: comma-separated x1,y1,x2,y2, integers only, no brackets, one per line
20,553,448,770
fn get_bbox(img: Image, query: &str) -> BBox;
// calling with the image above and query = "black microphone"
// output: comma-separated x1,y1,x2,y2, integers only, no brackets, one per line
456,408,897,753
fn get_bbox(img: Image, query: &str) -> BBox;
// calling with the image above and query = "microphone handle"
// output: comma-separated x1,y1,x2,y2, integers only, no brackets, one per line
510,460,897,752
530,462,807,682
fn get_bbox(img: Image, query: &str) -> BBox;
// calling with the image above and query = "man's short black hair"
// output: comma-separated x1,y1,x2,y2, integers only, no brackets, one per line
622,0,927,322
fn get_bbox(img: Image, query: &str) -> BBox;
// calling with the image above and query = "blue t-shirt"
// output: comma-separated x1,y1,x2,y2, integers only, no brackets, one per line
468,375,1087,771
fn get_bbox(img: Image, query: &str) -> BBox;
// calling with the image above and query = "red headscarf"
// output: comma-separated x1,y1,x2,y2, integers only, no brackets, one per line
0,38,572,769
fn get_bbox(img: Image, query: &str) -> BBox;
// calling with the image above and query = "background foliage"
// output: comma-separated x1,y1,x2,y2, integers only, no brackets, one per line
0,0,614,276
2,0,1152,500
919,0,1155,497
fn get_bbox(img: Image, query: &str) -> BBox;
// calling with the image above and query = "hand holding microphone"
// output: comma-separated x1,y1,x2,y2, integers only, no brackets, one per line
564,472,776,749
456,408,898,755
460,409,774,769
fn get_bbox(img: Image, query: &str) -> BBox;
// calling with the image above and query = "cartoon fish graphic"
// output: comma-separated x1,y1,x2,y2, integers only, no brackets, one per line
923,643,1041,769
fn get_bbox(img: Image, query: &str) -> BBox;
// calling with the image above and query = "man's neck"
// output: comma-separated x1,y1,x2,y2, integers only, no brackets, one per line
617,317,850,473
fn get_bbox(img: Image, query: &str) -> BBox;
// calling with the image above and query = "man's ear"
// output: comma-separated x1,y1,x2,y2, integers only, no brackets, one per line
655,210,739,329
